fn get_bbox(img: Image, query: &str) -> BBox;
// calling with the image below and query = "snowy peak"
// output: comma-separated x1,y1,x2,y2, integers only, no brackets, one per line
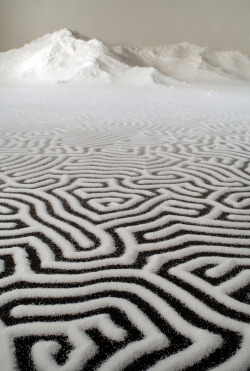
0,29,250,85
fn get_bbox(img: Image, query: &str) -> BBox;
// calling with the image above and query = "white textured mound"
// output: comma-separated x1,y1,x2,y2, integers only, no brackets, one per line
0,29,250,85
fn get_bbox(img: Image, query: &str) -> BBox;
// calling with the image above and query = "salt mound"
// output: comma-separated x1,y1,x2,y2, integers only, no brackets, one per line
0,30,114,84
0,29,250,85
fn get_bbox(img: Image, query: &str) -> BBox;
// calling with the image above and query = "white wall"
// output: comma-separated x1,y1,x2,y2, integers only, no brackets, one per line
0,0,249,54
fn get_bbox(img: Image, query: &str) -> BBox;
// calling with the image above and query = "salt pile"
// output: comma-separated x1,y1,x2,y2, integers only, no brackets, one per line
0,28,250,85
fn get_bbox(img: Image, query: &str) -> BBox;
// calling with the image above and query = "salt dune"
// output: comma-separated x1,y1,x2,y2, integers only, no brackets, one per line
0,28,250,85
0,30,250,371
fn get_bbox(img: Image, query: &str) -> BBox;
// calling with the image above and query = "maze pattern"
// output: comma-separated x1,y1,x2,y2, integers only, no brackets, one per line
0,102,250,371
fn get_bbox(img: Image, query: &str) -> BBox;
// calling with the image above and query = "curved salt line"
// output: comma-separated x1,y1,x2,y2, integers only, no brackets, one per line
9,156,55,175
0,196,115,258
0,154,32,170
6,314,126,371
1,87,250,370
3,275,249,335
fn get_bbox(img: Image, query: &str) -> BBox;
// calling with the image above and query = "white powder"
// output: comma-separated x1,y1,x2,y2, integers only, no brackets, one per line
0,29,250,85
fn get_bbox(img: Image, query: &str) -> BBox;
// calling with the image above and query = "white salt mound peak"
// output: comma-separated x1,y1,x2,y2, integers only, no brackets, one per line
0,28,250,86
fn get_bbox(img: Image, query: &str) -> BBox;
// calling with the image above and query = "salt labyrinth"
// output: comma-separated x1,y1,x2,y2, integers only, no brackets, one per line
0,83,250,369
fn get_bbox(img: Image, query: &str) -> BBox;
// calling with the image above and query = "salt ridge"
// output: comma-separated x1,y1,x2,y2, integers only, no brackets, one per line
0,84,250,369
0,28,250,85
